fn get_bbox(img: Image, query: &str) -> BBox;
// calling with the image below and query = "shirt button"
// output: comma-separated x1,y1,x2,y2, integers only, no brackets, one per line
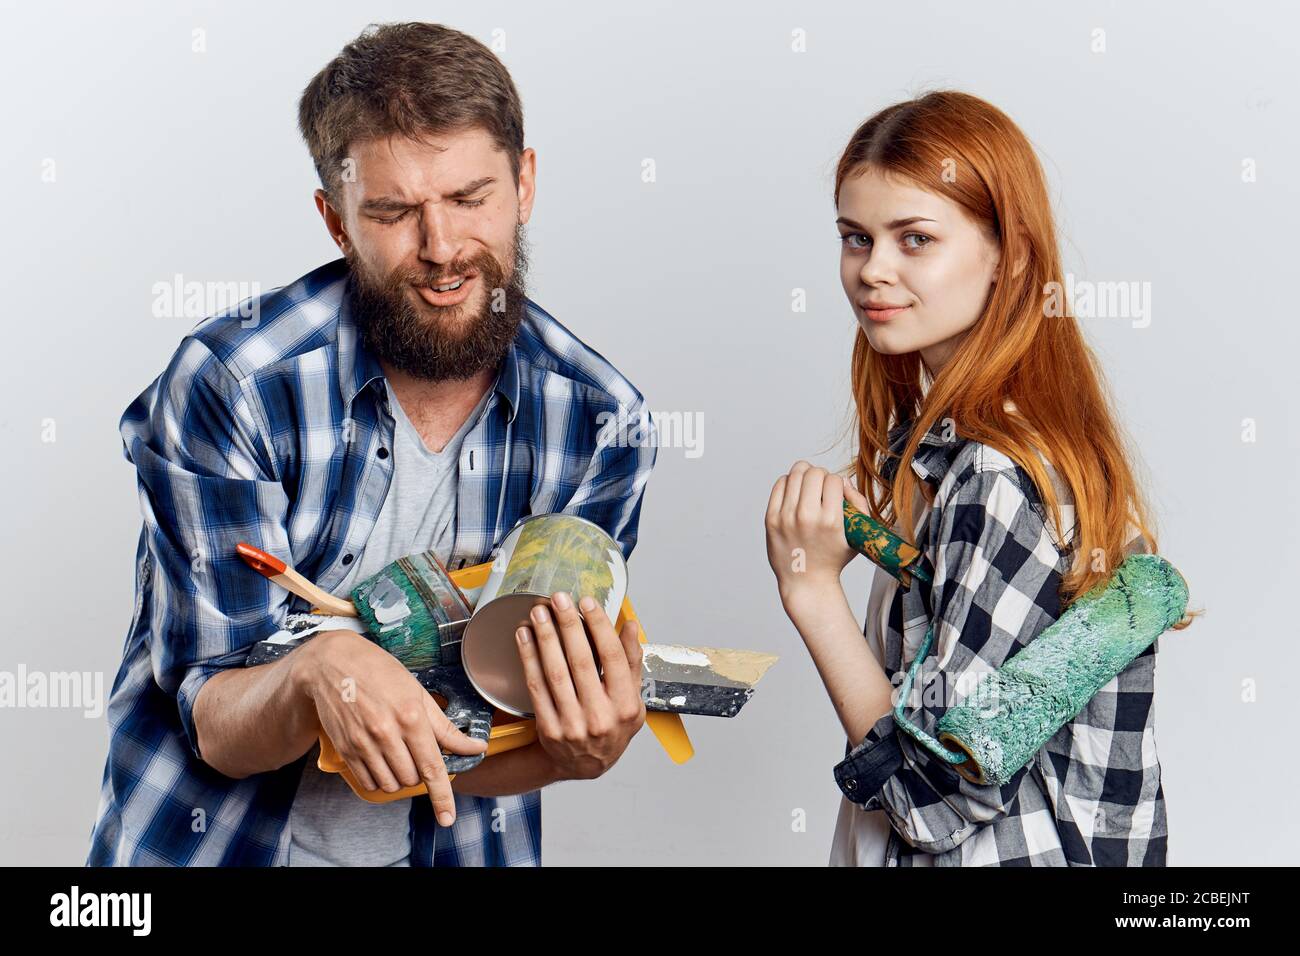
844,778,857,791
377,447,390,459
342,553,354,565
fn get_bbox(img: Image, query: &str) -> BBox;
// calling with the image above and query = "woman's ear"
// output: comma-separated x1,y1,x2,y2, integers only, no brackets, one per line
1007,228,1031,279
991,237,1029,281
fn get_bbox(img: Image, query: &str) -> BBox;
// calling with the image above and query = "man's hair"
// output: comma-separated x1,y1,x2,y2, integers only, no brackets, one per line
297,22,525,200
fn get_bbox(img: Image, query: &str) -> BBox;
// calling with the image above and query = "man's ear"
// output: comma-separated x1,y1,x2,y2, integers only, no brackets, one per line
314,188,350,254
516,147,537,226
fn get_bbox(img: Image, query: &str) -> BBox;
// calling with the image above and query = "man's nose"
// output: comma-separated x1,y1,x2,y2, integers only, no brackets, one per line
416,201,467,266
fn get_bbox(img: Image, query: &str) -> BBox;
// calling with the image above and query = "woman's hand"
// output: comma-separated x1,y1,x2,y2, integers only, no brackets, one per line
765,462,896,738
765,460,873,611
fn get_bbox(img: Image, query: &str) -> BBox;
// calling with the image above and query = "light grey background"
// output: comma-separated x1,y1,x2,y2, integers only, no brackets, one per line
2,0,1295,865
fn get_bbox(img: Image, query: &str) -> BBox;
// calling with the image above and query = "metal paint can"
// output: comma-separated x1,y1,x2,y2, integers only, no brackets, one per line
462,513,628,717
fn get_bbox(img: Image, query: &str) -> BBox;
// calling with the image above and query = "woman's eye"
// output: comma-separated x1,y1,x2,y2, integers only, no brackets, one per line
903,233,933,249
839,233,870,249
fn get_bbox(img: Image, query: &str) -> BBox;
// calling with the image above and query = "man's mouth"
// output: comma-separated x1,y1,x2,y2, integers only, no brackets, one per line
415,274,477,306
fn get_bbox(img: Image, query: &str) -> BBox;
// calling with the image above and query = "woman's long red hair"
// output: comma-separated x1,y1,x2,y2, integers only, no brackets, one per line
836,90,1188,615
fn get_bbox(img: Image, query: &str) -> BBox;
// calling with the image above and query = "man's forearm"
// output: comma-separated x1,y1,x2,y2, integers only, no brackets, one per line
449,741,564,796
191,652,321,779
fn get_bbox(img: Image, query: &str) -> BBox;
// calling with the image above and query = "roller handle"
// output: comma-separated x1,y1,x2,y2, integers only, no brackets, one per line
843,501,934,589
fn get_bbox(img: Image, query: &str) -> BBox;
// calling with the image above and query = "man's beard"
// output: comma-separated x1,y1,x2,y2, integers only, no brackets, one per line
345,224,530,382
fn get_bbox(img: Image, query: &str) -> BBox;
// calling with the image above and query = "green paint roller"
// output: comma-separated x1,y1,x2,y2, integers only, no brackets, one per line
901,553,1186,784
841,502,1189,786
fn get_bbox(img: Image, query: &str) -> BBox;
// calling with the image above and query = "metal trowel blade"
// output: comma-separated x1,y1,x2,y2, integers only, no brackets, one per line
639,643,778,718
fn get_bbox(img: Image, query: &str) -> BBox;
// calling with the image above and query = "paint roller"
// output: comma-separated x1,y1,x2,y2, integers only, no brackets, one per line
841,501,1189,786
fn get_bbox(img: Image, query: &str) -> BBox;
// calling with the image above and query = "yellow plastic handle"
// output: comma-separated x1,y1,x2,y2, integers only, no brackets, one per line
317,559,693,802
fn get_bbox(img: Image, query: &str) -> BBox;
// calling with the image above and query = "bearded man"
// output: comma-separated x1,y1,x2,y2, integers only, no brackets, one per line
89,22,657,867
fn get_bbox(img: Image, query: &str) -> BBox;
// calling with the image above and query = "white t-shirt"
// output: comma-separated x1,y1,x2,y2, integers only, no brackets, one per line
285,377,492,866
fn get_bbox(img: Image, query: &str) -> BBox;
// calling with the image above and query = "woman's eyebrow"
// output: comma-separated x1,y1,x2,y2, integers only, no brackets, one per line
836,215,938,230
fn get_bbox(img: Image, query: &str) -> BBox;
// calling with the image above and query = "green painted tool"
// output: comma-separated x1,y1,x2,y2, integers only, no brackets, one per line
843,501,933,588
350,550,471,670
842,502,1188,786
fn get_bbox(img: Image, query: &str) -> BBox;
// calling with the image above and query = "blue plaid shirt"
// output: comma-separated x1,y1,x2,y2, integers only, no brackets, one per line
88,257,658,866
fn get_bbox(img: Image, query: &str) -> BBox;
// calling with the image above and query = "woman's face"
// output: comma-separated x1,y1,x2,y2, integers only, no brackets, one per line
836,165,1001,377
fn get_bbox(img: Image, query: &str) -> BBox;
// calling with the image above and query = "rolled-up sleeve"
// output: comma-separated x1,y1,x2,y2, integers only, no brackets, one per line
834,465,1067,853
121,335,291,762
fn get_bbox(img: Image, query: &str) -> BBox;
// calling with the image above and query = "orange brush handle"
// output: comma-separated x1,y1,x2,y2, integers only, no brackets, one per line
236,542,286,577
235,541,357,617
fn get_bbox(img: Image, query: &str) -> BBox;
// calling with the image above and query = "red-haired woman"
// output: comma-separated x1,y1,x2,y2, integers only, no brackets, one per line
764,91,1190,866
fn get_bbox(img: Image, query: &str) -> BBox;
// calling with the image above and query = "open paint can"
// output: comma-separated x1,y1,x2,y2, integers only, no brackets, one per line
462,513,628,716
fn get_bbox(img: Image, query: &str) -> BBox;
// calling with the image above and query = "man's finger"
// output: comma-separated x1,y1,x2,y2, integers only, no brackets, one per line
515,623,560,734
347,733,402,794
414,694,460,826
578,597,631,698
426,698,489,756
377,727,422,789
528,602,581,715
549,592,605,701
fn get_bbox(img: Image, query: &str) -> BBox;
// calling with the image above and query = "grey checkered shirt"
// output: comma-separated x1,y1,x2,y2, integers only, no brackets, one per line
833,414,1167,866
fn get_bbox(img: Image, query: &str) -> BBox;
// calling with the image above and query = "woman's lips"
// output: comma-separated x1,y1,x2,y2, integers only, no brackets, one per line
864,303,910,323
415,274,476,307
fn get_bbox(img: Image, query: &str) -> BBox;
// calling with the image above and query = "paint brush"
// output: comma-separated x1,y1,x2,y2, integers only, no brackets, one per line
236,543,471,670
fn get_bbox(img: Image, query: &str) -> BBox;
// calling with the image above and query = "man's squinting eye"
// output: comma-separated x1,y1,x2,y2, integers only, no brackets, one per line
838,232,934,250
373,197,487,224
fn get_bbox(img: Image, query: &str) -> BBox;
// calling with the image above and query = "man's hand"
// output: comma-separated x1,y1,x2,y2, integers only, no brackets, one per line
293,630,488,826
514,591,646,780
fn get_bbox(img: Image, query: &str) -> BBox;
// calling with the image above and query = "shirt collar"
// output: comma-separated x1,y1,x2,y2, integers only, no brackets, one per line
882,412,964,486
335,260,521,424
493,339,520,425
336,266,385,409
